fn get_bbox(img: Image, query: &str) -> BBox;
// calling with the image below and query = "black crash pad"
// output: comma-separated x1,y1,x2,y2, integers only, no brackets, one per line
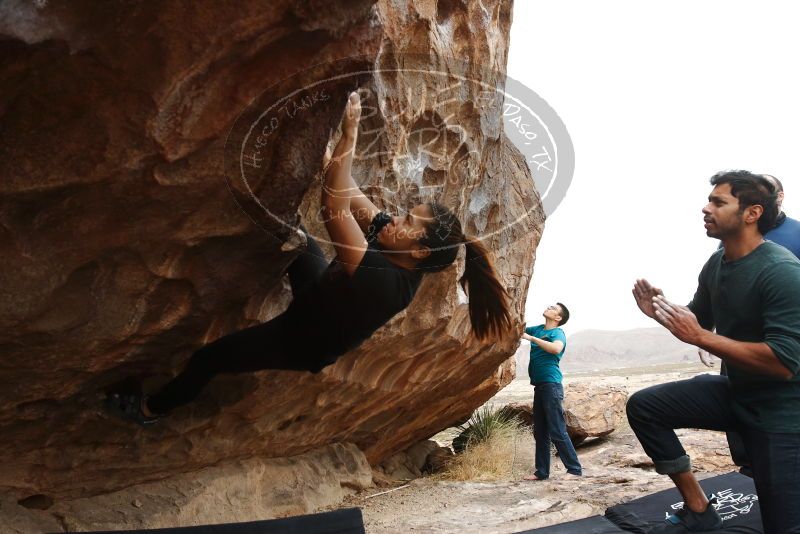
57,507,365,534
605,472,761,533
519,514,626,533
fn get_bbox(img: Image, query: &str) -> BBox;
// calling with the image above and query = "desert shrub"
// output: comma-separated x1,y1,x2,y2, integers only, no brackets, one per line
443,405,528,481
452,405,523,452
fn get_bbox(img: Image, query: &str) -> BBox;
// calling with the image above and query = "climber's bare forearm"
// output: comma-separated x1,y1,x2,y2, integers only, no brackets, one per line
322,131,358,213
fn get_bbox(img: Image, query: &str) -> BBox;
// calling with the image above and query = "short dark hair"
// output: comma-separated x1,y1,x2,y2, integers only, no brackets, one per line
556,302,570,326
709,170,778,234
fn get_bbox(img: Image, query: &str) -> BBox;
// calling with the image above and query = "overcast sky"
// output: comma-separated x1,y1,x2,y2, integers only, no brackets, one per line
506,0,800,335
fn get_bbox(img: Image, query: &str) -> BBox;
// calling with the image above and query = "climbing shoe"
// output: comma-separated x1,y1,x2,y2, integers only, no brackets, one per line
104,392,161,427
649,496,723,532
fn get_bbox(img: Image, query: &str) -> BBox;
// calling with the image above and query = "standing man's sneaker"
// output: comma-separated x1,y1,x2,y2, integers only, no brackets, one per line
650,496,723,532
104,393,161,427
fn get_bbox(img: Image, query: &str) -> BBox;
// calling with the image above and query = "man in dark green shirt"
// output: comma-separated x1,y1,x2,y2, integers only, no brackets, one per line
627,170,800,533
722,173,800,476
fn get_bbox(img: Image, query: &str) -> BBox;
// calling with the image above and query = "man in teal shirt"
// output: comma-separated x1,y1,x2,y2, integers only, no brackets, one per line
628,170,800,533
521,303,582,480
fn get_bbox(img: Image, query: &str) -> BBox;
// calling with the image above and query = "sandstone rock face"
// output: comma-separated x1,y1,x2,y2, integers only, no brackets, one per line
1,442,371,534
507,384,628,445
564,384,628,445
376,439,442,480
0,0,541,522
55,442,372,532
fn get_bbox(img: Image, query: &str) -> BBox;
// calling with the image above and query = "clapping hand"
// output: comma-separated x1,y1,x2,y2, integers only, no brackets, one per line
632,279,664,320
651,295,704,346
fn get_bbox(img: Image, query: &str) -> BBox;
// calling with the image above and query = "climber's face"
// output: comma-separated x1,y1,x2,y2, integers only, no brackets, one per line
377,203,433,256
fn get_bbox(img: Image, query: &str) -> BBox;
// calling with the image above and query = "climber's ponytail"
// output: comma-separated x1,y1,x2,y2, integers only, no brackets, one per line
418,203,511,341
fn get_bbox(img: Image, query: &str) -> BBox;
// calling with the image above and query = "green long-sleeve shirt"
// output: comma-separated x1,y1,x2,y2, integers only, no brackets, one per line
688,241,800,432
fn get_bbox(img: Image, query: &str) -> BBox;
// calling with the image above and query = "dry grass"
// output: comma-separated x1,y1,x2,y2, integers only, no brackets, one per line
442,419,530,481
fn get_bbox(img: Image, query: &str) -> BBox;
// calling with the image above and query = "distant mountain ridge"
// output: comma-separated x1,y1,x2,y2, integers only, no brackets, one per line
515,327,697,377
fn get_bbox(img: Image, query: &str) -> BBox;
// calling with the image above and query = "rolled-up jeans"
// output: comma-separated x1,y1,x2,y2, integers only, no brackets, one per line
533,382,582,478
626,374,800,534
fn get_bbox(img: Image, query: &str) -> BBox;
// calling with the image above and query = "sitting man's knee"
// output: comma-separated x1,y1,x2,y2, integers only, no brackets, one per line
626,389,651,421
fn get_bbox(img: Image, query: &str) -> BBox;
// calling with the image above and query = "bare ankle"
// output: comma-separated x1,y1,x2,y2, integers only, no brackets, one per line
686,495,709,513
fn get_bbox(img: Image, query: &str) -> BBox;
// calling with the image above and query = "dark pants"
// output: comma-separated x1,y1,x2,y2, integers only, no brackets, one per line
148,233,330,415
626,374,800,534
720,360,752,470
533,382,582,478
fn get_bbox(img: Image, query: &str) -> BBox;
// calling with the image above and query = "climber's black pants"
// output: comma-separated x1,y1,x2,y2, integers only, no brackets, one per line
147,234,329,415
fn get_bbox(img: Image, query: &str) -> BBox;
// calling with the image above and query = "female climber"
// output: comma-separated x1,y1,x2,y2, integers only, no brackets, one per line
107,92,512,425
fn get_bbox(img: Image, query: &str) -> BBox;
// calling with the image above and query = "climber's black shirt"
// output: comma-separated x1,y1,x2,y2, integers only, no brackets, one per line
284,212,423,362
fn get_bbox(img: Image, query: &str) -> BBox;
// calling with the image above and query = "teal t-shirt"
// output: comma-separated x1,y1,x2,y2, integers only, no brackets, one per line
526,324,567,384
688,241,800,433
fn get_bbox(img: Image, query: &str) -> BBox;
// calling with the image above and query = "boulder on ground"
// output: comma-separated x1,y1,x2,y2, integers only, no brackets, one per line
378,452,421,481
406,440,442,472
424,446,455,474
506,384,628,445
372,440,454,480
564,384,628,445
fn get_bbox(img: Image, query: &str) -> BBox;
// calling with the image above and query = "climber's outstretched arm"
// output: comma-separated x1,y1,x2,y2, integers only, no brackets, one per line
321,92,369,275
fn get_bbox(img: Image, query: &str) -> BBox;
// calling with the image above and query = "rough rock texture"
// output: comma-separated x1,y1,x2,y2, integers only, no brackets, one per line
0,0,540,522
507,384,628,445
0,496,64,534
376,439,442,480
1,442,372,534
564,384,628,445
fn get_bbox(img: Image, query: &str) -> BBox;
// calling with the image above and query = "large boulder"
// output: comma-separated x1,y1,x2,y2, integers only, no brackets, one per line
0,0,541,523
376,439,444,480
506,384,628,445
563,384,628,445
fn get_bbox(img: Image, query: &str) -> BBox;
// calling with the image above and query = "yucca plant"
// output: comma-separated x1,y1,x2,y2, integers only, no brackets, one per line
444,404,528,481
452,405,523,453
